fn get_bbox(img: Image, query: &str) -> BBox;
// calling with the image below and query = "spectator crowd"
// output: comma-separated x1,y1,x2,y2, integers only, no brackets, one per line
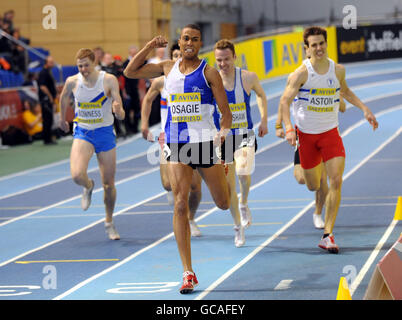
0,9,29,74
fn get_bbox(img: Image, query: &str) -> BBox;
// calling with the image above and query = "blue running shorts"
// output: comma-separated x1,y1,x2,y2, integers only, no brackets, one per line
73,125,116,153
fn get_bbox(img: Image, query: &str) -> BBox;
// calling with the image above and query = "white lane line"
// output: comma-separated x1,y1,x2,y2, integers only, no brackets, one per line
0,166,159,228
1,202,397,220
0,149,151,201
194,126,402,300
52,163,294,300
1,69,401,199
350,219,399,297
0,189,166,268
52,111,402,300
274,279,293,290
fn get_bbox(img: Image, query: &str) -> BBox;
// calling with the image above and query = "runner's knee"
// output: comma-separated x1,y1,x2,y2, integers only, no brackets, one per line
102,182,115,193
215,193,230,210
306,180,320,192
71,171,87,185
329,175,343,190
294,171,305,184
174,197,189,217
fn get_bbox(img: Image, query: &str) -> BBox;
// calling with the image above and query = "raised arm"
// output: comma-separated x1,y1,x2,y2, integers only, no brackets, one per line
336,64,378,130
205,65,232,144
141,76,164,141
123,36,168,80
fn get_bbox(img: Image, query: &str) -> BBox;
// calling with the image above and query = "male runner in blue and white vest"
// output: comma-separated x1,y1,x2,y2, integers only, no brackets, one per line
124,24,231,294
213,39,268,247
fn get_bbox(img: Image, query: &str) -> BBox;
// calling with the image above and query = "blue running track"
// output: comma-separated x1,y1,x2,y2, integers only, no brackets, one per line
0,58,401,303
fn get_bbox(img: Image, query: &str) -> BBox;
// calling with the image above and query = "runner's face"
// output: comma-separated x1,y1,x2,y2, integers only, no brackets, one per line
179,28,202,59
306,35,327,60
215,48,235,75
77,57,95,78
172,49,181,62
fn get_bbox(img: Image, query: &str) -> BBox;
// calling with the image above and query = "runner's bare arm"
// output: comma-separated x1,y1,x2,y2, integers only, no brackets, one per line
280,68,307,146
275,72,295,139
106,73,125,120
141,76,164,141
248,71,268,137
339,95,346,113
337,64,378,130
123,36,169,79
205,66,232,143
59,76,76,133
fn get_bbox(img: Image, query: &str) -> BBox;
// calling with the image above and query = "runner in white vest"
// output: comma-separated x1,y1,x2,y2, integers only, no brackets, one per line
60,48,125,240
276,47,346,230
280,26,378,254
124,24,231,294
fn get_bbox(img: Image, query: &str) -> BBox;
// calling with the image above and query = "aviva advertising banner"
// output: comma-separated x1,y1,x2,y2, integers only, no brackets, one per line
200,26,338,80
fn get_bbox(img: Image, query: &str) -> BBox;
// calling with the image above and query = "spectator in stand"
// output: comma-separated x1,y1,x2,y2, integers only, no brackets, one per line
93,46,104,71
123,45,141,134
2,10,15,34
0,10,29,74
22,72,38,88
92,47,105,71
38,56,57,145
0,19,13,67
147,47,166,64
10,27,27,74
22,100,43,141
101,52,125,137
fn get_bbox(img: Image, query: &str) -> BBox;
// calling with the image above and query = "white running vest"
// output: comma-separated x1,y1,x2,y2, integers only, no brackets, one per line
294,58,340,134
164,58,217,143
73,71,114,130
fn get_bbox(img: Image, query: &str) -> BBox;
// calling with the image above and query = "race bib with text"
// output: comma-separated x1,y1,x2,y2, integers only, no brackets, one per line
169,92,202,123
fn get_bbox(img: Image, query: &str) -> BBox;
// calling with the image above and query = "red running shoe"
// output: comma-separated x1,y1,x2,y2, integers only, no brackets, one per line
179,271,198,294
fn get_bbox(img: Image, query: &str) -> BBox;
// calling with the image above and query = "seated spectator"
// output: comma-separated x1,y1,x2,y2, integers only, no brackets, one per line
10,27,27,74
22,100,43,140
0,10,29,74
0,20,13,60
2,10,15,34
101,52,126,137
93,46,104,71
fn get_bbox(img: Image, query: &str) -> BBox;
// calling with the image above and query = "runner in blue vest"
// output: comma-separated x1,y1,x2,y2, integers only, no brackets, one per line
213,39,268,247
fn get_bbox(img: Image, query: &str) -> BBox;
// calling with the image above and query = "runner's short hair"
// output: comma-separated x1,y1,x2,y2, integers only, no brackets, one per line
75,48,95,62
214,39,236,57
303,26,327,47
170,41,180,59
182,24,202,36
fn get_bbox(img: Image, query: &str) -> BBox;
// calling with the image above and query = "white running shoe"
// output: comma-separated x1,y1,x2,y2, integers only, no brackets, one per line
234,225,245,247
105,222,120,240
81,179,94,211
239,204,252,228
166,191,174,206
318,234,339,254
189,220,201,237
313,213,325,229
